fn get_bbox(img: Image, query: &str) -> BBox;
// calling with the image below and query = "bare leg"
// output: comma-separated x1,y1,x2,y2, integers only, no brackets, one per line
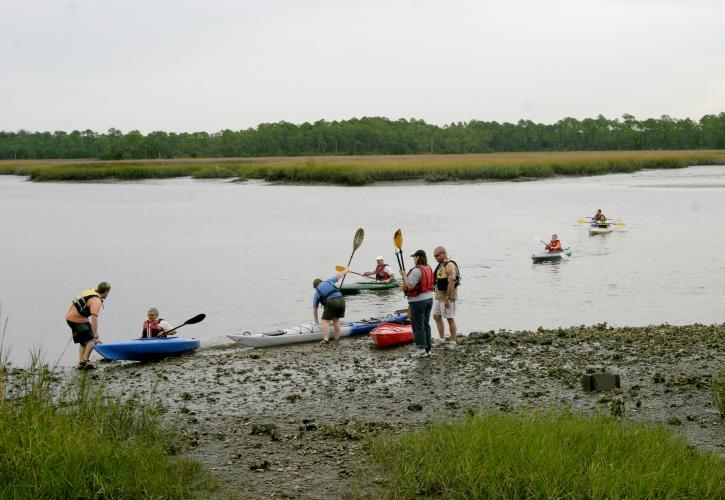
434,314,445,339
332,318,341,341
321,320,330,341
78,344,85,363
447,318,457,342
82,340,96,362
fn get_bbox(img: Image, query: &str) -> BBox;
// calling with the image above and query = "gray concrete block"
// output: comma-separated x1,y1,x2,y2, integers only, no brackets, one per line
581,372,621,392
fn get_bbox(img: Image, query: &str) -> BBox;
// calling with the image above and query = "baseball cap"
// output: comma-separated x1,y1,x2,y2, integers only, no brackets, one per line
376,255,384,260
410,250,426,258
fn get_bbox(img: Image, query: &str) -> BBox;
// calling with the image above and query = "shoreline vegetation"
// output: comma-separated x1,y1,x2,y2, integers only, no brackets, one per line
0,364,217,499
1,321,724,497
1,150,724,185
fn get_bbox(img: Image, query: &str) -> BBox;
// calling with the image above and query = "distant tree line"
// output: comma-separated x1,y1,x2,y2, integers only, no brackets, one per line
1,113,724,160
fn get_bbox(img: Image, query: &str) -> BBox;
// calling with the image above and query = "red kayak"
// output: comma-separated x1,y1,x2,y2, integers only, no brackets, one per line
370,323,414,348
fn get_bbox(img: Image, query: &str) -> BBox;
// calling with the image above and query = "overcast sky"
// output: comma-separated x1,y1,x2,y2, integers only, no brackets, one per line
1,0,723,133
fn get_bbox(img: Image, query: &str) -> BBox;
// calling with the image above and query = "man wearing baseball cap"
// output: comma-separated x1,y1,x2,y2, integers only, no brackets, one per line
362,256,394,283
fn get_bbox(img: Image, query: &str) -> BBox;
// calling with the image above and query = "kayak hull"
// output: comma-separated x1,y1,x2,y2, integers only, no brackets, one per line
370,323,414,348
340,279,402,295
531,247,572,262
228,312,408,348
94,337,200,361
589,224,613,235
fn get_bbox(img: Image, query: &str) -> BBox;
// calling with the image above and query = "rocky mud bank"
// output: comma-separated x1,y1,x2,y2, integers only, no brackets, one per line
80,323,724,498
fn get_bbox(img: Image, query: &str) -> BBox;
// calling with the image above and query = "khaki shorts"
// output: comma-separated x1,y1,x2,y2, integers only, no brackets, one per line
433,299,456,319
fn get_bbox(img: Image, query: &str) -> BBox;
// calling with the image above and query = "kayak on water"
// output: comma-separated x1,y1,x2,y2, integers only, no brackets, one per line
339,279,403,295
589,223,613,235
531,247,572,263
370,323,414,348
94,336,200,361
227,311,408,348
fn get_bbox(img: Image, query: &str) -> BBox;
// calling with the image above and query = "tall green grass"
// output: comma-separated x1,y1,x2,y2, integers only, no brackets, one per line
713,371,725,418
370,411,725,499
1,150,724,185
0,355,216,498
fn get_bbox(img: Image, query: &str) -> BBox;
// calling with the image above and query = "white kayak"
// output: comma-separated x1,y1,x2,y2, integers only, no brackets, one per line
589,224,613,235
531,247,572,262
227,311,408,348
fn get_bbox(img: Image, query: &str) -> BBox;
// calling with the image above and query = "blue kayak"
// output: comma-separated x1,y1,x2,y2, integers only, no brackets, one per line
94,336,200,361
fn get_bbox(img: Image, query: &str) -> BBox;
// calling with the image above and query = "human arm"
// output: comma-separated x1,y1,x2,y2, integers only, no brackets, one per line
89,298,102,342
401,268,420,292
444,263,456,307
159,319,174,335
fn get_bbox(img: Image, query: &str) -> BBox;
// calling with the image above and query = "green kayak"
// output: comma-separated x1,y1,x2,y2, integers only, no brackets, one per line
340,279,403,295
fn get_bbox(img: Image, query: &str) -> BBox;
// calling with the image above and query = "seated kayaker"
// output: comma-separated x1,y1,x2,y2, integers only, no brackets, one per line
142,308,174,338
593,209,606,222
545,234,562,253
362,256,394,282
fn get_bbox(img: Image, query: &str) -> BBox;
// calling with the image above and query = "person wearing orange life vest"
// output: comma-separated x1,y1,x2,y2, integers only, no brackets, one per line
362,256,394,282
65,281,111,370
141,308,174,338
545,234,562,253
400,249,435,358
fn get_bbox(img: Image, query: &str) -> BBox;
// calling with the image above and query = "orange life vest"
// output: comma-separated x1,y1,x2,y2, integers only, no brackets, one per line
405,265,434,297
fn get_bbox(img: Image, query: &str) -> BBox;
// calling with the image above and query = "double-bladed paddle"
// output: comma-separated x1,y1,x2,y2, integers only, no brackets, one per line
160,313,206,337
338,228,364,287
335,266,379,281
393,228,405,272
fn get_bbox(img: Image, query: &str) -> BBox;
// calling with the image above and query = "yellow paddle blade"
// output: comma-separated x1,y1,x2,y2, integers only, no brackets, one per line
613,222,626,227
577,218,591,224
335,265,346,272
393,228,403,250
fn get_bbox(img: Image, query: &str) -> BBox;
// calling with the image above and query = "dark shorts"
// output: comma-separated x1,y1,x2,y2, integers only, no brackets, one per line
322,296,345,320
67,320,93,346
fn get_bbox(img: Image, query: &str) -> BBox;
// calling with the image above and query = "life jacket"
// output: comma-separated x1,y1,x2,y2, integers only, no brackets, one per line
546,240,562,253
433,260,461,291
72,289,102,318
375,264,393,281
142,319,166,338
316,280,342,306
405,265,434,297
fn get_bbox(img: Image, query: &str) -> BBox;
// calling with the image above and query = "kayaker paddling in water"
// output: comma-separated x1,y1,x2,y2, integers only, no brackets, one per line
432,246,459,350
593,209,606,222
545,234,562,253
142,308,174,338
313,269,347,344
401,250,435,358
361,256,394,282
65,281,111,370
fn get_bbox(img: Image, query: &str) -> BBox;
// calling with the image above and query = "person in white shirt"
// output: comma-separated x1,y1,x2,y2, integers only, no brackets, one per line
362,256,395,282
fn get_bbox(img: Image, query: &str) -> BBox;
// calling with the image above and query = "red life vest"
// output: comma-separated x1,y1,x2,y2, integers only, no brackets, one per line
405,265,434,297
142,319,166,338
546,240,562,253
375,263,393,280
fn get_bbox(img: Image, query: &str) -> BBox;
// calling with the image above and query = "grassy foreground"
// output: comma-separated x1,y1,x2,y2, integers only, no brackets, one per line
0,362,216,499
370,412,725,499
1,150,724,185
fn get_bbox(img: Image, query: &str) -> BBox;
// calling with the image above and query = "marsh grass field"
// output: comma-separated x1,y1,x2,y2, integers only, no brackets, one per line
1,150,724,185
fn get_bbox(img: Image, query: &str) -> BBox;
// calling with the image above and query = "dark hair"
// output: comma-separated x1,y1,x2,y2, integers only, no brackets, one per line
312,278,322,288
97,281,111,293
414,254,428,266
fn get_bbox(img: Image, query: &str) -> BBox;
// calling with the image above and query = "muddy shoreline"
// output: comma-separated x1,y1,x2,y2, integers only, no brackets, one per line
70,323,724,497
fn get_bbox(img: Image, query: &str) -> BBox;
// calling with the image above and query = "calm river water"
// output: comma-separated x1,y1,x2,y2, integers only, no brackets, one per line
1,166,724,365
